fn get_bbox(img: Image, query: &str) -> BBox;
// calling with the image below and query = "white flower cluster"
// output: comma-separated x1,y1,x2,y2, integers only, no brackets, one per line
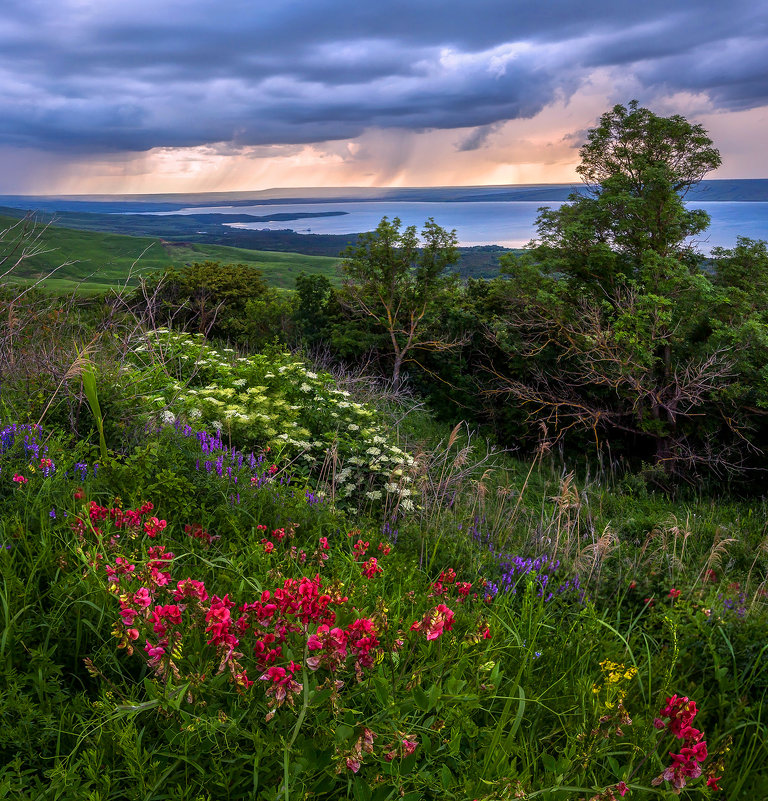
129,330,417,510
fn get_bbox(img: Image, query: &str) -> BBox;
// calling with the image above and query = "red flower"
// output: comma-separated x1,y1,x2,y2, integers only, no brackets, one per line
133,587,152,608
402,739,418,755
346,618,379,668
306,624,348,671
144,517,167,538
706,776,722,791
352,539,369,561
361,557,382,579
173,578,208,602
668,588,681,600
411,604,454,641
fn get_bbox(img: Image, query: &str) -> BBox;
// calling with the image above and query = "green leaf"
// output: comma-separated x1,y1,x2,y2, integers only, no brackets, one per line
353,778,372,801
412,686,430,711
373,677,390,708
334,724,354,743
541,753,558,773
427,682,441,711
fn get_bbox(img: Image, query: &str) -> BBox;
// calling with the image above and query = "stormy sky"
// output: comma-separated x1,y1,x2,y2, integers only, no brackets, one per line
1,0,767,193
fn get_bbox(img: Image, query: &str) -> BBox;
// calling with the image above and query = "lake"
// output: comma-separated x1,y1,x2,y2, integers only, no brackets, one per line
151,200,768,251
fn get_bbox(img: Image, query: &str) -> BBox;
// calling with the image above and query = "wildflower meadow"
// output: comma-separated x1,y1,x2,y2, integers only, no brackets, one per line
2,324,767,801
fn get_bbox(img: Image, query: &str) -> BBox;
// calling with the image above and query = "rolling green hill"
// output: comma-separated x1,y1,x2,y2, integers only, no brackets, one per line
0,214,342,293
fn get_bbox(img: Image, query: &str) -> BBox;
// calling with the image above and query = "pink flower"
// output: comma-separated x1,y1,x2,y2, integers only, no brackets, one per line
126,628,139,641
412,604,454,641
12,474,28,484
616,781,629,797
120,607,139,626
144,517,167,538
346,757,360,773
234,670,254,689
360,728,376,754
426,604,453,640
402,739,418,755
686,741,708,762
144,639,167,664
346,618,380,669
260,662,303,707
133,587,152,608
306,624,349,670
352,539,369,561
653,695,709,792
361,557,382,579
150,604,183,635
205,595,238,650
668,588,681,600
440,568,456,585
173,578,208,601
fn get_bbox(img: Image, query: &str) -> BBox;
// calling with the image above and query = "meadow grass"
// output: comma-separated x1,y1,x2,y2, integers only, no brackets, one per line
0,213,341,293
0,296,766,799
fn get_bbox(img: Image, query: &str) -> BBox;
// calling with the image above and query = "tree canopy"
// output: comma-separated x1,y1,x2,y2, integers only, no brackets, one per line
491,102,750,476
339,216,461,387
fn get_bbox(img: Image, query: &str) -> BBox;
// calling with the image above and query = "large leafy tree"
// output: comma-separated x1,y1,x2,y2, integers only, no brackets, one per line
136,261,275,340
491,102,747,476
340,216,462,388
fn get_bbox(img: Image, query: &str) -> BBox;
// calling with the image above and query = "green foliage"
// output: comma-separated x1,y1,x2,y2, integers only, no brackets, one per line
124,329,417,511
575,99,720,262
136,260,274,339
2,378,768,798
6,99,768,800
294,272,335,347
340,217,461,386
489,102,768,478
80,352,108,461
0,212,341,293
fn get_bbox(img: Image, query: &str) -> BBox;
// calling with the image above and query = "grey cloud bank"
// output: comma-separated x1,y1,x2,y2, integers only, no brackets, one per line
0,0,767,155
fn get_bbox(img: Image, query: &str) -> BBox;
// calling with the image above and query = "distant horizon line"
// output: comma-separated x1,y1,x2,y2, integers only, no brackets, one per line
2,176,767,201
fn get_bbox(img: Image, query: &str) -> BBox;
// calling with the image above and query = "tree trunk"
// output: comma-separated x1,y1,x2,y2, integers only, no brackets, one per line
392,353,403,390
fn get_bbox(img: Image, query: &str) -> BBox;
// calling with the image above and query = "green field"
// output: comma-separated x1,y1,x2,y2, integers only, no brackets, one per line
1,214,342,293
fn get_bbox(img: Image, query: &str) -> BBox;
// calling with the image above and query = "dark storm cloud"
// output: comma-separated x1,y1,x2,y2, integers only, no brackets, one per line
0,0,766,154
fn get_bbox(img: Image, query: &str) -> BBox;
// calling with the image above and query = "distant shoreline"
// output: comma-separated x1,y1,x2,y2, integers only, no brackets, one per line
3,178,768,214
